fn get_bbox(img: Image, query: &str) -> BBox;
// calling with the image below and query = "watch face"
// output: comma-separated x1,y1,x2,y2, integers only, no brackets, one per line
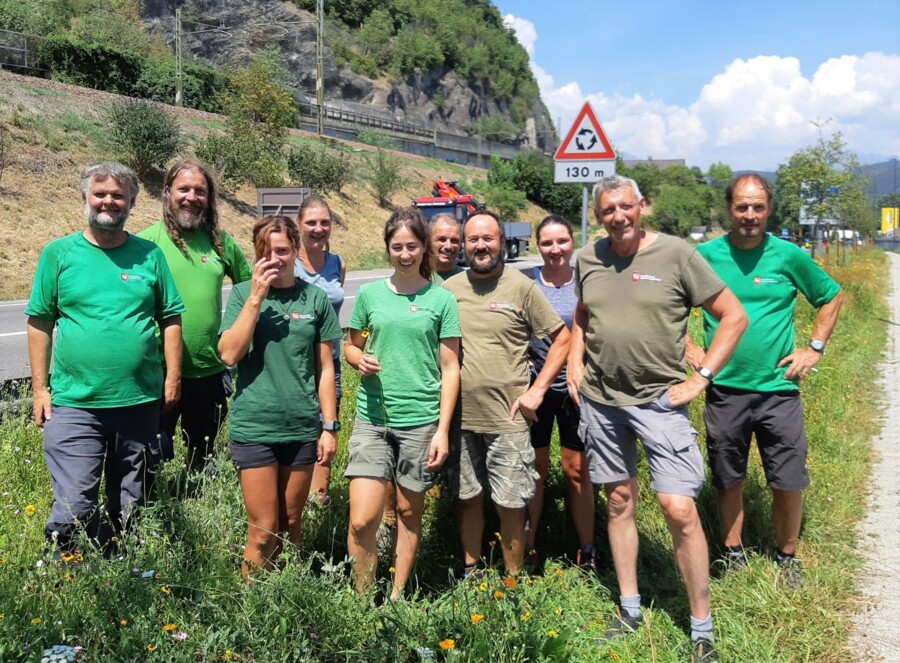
810,340,825,352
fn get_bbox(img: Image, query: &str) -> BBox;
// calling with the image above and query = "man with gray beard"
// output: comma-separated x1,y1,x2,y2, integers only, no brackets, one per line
139,160,251,470
26,161,184,556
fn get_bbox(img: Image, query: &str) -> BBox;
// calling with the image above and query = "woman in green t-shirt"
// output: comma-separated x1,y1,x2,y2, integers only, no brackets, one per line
344,208,461,599
219,215,341,577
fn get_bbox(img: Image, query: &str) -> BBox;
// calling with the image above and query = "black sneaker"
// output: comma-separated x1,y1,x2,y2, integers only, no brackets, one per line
776,555,803,590
461,562,485,581
719,547,749,570
576,544,599,574
692,638,719,662
600,611,642,642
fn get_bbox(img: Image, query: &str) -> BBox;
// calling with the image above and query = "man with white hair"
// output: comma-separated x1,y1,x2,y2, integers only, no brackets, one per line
26,161,184,556
568,175,747,662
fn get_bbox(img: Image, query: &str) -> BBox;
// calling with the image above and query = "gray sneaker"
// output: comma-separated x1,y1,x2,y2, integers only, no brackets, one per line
692,638,719,662
776,555,803,589
720,548,749,571
600,611,642,642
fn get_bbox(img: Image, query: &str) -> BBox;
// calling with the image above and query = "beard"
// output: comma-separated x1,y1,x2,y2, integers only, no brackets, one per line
169,203,205,230
84,202,129,232
466,249,501,274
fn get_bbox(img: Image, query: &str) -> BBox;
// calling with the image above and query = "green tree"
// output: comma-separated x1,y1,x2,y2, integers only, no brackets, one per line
369,148,405,206
706,162,733,190
481,185,527,222
105,100,183,177
877,192,900,209
775,124,867,242
646,184,709,237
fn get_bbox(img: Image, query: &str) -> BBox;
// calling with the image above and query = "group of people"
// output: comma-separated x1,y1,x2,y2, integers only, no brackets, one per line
27,161,842,663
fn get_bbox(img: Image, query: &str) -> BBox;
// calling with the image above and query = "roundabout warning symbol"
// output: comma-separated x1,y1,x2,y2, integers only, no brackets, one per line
554,103,616,161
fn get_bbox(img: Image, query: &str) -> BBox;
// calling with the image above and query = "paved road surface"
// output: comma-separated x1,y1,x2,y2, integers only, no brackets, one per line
0,257,542,382
850,252,900,661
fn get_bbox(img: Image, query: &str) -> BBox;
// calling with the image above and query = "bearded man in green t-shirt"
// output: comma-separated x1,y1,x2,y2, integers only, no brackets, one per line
689,174,843,589
26,162,185,556
139,161,252,470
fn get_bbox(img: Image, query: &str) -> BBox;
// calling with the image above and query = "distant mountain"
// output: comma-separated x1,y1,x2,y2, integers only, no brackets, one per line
858,159,900,202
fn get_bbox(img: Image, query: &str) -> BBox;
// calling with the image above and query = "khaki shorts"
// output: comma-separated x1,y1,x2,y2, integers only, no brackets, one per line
452,429,538,508
345,418,438,493
578,391,706,499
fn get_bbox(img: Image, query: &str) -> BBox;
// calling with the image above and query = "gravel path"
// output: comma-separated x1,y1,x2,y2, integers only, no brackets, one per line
850,251,900,662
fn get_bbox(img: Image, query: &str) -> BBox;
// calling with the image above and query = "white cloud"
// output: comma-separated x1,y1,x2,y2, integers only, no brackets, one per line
504,14,900,169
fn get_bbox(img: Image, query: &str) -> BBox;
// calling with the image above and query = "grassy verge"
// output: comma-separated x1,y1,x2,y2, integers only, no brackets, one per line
0,249,887,662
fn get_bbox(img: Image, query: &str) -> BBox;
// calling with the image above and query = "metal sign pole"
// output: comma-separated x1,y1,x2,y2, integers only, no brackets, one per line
582,185,589,247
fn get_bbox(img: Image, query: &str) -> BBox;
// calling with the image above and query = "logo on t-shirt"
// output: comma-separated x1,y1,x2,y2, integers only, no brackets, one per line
201,255,209,263
410,304,418,313
120,273,145,281
292,312,300,321
753,276,780,285
489,301,514,311
631,272,662,283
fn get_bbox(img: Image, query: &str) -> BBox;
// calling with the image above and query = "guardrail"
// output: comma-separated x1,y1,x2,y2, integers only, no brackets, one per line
0,29,47,75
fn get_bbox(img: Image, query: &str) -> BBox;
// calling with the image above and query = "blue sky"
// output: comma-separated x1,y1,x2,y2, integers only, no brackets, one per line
494,0,900,171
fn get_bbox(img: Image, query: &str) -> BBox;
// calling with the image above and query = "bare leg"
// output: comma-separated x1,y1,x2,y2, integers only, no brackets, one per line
495,504,527,574
391,484,427,599
308,463,331,502
456,494,484,567
526,446,551,551
383,481,398,526
277,464,315,549
605,478,640,597
238,464,280,577
657,493,711,619
347,477,387,593
561,447,595,549
771,489,803,554
716,482,745,548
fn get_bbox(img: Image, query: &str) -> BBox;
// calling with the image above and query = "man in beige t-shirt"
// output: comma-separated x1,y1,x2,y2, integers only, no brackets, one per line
444,211,569,576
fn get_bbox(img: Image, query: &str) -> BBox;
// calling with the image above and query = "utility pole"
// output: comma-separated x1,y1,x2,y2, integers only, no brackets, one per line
316,0,324,138
174,8,183,107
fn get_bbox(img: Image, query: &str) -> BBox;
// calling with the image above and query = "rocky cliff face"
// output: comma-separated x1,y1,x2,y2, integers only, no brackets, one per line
141,0,555,150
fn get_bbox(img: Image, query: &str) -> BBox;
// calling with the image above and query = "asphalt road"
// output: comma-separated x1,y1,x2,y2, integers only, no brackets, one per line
0,257,542,382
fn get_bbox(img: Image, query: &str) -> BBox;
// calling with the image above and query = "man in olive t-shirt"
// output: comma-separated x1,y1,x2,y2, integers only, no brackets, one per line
690,174,843,589
139,160,251,470
26,162,184,555
568,175,747,660
443,211,570,576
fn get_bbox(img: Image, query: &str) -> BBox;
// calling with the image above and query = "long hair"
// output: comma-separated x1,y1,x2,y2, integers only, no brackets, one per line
252,215,301,261
162,160,223,258
383,207,433,280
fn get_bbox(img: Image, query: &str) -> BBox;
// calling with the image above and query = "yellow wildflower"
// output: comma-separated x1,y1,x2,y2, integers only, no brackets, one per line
163,623,177,632
147,644,156,652
494,590,505,599
439,639,455,650
24,504,36,517
521,611,531,620
120,619,128,626
61,552,74,563
161,585,171,594
31,617,41,625
548,630,558,637
470,613,485,624
478,581,488,592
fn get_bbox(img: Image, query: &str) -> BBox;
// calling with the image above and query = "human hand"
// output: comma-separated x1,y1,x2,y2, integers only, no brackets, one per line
666,373,708,408
317,430,337,465
427,429,449,469
510,387,544,422
685,339,706,372
778,346,823,380
249,257,281,302
566,359,584,406
162,377,181,413
33,388,52,427
357,353,381,376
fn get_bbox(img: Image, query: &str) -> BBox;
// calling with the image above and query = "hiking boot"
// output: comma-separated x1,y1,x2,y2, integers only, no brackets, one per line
575,544,599,574
776,554,803,590
600,611,642,642
692,638,719,662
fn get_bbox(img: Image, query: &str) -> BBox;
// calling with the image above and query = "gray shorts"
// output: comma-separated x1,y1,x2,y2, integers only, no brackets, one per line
344,418,438,493
704,385,810,491
578,392,706,498
451,429,538,509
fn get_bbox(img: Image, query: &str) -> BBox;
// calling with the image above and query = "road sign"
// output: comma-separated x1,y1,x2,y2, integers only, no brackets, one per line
554,102,616,184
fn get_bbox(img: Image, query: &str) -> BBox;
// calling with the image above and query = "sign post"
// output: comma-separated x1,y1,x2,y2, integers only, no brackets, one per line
554,102,617,246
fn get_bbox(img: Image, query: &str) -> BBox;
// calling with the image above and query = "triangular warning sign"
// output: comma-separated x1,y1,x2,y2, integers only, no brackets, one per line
554,103,616,161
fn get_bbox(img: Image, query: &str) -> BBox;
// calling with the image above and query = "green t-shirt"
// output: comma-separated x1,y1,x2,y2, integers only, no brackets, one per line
431,265,465,283
443,267,564,433
348,279,461,427
25,232,185,408
697,234,840,392
220,279,341,443
138,222,251,378
575,233,724,406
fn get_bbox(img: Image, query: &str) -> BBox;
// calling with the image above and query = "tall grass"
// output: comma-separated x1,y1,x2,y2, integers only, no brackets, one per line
0,249,887,662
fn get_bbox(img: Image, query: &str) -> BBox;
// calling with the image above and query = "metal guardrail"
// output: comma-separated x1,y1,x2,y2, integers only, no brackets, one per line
0,29,48,75
875,238,900,252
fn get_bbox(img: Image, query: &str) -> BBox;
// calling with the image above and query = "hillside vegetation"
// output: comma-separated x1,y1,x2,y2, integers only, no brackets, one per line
0,71,550,301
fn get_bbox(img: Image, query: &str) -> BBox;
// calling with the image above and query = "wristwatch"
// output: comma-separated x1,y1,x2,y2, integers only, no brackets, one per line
809,339,826,354
322,420,341,432
697,366,715,381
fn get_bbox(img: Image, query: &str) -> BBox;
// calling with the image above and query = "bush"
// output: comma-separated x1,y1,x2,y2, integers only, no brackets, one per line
37,35,143,96
105,100,183,177
286,144,353,196
133,58,229,114
194,125,271,190
369,148,405,207
481,185,527,221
